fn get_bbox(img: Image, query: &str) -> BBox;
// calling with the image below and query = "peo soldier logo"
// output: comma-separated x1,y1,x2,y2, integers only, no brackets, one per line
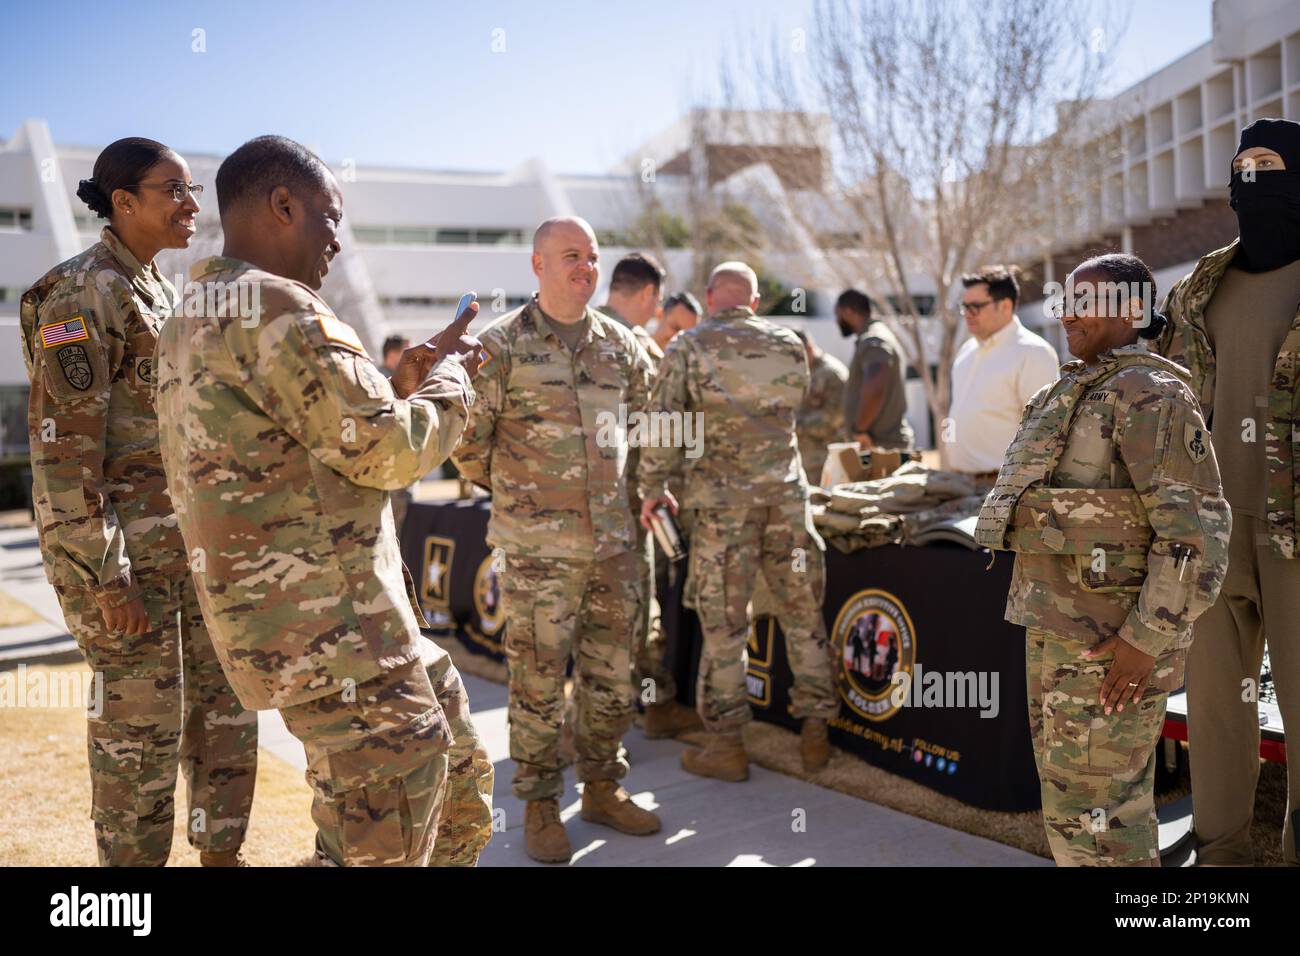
833,588,916,722
136,357,155,385
57,345,93,391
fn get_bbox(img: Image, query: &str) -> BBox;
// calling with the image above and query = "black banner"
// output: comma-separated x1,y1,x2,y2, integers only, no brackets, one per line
400,497,504,660
746,545,1039,812
403,500,1039,812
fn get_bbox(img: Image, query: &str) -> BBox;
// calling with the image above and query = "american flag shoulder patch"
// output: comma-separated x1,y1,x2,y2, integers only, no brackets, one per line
39,315,90,348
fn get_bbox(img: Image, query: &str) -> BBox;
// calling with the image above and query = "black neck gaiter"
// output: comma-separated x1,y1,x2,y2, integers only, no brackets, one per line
1229,118,1300,273
1231,171,1300,273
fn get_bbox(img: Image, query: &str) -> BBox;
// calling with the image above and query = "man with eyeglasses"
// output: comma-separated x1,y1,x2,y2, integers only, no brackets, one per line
942,266,1059,478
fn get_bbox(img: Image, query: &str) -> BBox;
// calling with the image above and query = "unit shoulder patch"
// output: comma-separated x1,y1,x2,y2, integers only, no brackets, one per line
1184,421,1209,463
56,344,94,391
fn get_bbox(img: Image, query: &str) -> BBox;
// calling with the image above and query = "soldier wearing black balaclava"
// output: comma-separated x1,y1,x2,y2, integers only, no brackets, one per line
1152,117,1300,866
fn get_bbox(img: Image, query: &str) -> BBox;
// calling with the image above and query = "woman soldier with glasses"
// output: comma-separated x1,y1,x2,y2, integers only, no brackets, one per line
19,138,257,866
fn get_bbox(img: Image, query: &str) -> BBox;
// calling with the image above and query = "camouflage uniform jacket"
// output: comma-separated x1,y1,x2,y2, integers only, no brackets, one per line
155,256,473,710
20,226,186,608
452,294,654,561
638,306,810,509
797,348,848,482
975,345,1230,658
599,303,664,367
1154,238,1300,559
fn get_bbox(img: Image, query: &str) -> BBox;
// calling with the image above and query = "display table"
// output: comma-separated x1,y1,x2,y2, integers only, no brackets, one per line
402,497,1040,811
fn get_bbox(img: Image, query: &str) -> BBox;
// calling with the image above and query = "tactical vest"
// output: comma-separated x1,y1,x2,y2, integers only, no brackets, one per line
974,350,1185,560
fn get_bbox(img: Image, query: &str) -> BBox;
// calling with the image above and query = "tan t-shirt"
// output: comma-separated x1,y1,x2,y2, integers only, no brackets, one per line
1204,258,1300,518
843,320,914,448
542,311,590,353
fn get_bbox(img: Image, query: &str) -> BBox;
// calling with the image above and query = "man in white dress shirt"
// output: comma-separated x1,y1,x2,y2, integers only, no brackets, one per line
941,265,1059,475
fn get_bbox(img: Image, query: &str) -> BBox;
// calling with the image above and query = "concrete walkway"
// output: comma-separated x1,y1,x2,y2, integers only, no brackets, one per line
0,524,79,667
1,521,1045,867
258,674,1044,867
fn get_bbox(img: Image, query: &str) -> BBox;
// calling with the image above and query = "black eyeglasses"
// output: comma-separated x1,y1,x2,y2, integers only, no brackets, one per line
960,299,994,315
129,181,204,202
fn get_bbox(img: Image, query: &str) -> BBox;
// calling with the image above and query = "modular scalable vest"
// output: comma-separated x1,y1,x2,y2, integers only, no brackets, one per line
975,350,1188,562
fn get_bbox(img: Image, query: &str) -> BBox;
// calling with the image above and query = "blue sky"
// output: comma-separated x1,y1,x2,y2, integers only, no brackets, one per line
0,0,1214,175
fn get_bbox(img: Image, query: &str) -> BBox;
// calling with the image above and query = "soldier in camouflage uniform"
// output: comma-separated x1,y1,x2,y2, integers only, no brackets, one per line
1151,120,1300,865
20,138,257,867
453,217,663,864
792,329,848,487
155,136,489,867
640,261,840,781
598,252,702,741
420,636,495,866
977,254,1230,866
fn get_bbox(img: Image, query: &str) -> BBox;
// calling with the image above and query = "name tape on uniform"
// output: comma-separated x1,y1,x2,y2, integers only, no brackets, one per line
39,315,90,348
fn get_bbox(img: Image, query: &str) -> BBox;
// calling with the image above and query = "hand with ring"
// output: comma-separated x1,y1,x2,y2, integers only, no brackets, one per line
1084,635,1156,715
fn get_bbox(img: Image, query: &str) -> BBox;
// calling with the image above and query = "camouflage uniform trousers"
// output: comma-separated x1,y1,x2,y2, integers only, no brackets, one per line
632,528,676,704
421,639,494,866
280,657,454,866
55,571,258,867
684,501,839,733
391,486,414,543
1026,627,1175,867
500,550,641,801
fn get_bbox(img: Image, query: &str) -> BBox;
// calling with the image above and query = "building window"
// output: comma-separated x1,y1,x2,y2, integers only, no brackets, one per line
0,208,34,231
353,225,527,246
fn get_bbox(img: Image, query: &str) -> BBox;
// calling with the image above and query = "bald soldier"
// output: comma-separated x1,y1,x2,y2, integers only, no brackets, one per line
156,136,492,867
640,261,840,781
599,252,702,740
454,216,663,863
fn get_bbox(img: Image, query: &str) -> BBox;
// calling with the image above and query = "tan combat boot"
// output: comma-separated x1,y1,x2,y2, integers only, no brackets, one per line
800,718,831,773
681,731,749,782
580,780,661,835
642,700,704,739
524,798,572,863
200,849,249,867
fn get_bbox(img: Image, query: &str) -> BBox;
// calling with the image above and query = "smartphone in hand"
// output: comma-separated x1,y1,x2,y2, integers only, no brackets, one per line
452,292,477,328
447,292,485,367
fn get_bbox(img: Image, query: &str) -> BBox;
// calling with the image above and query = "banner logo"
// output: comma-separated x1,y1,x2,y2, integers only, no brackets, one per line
833,588,916,722
421,535,455,609
473,554,505,637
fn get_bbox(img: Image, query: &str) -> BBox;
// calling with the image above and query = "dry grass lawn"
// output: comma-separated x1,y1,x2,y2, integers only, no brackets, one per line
2,658,1288,866
0,591,43,628
0,662,317,866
